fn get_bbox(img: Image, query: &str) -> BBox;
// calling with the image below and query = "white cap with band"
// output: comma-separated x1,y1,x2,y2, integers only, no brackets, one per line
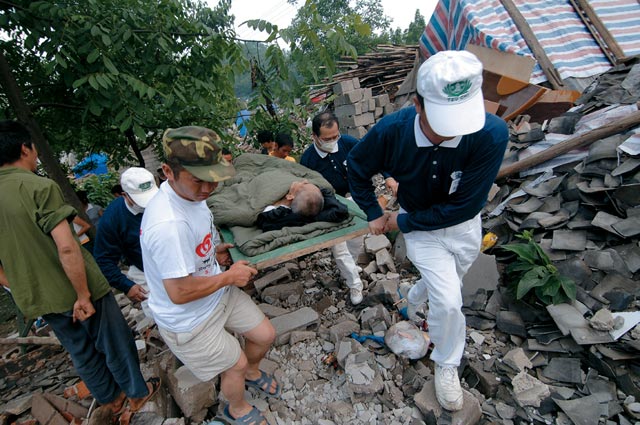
417,50,485,137
120,167,159,208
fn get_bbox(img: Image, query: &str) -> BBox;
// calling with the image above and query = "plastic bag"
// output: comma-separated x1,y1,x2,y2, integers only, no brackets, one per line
384,321,430,359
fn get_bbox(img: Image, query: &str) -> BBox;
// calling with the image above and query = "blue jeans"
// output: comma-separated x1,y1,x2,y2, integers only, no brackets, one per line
44,292,148,404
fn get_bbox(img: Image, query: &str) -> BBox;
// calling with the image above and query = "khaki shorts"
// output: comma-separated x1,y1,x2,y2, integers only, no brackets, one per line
158,286,265,381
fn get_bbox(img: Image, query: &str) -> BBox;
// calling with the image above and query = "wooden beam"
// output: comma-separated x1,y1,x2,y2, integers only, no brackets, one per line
497,110,640,179
571,0,626,63
500,0,565,89
569,0,617,65
0,336,61,345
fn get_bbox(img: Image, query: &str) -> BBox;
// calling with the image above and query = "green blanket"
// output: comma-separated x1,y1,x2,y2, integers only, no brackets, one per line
208,153,353,256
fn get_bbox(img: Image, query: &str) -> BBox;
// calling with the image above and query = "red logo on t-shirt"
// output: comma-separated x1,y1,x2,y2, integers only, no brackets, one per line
195,233,213,257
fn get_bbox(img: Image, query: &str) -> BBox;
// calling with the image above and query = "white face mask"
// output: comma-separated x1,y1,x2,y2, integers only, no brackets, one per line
129,203,145,215
124,193,145,215
315,135,340,153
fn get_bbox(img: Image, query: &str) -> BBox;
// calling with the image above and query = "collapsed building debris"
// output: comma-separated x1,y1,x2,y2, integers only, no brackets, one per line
2,47,640,425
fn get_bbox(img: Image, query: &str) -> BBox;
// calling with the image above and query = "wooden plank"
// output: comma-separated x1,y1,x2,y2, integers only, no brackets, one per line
570,0,626,63
466,43,535,83
221,221,369,271
496,75,530,96
0,336,60,345
501,85,547,121
499,0,565,89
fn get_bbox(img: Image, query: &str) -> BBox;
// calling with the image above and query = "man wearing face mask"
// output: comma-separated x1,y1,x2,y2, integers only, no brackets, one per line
93,167,159,303
300,112,364,305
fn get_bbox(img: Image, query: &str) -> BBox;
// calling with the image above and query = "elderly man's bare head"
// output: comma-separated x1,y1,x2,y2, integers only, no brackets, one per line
286,180,324,217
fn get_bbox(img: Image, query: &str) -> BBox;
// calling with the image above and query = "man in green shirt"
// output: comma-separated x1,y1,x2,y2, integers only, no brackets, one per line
0,121,159,418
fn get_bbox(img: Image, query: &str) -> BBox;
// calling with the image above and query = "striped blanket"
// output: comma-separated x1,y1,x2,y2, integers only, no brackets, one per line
420,0,640,84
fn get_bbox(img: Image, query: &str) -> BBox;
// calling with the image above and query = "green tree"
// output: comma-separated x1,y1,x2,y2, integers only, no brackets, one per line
282,0,391,82
404,9,426,45
1,0,243,170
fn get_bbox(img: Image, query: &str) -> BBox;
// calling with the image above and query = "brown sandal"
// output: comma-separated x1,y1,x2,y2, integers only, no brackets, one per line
128,377,161,412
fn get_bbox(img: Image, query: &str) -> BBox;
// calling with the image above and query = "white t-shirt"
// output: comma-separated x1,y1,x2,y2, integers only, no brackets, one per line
140,181,224,332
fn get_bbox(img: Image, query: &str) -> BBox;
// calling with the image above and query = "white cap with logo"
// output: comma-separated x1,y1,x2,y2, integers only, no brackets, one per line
120,167,159,208
417,50,485,137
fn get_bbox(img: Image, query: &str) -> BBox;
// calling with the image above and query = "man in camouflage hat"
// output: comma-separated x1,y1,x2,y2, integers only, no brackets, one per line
141,126,277,424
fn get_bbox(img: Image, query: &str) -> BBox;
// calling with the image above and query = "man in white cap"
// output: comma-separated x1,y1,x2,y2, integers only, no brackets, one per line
347,50,508,411
94,167,159,303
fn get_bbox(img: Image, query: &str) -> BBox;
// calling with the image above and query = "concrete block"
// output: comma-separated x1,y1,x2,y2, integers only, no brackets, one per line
467,360,500,397
167,366,216,419
337,339,360,368
383,103,395,115
332,79,354,95
462,253,499,296
365,234,391,254
360,99,370,113
271,307,320,337
352,77,361,89
375,94,390,107
258,303,290,318
334,103,362,117
261,282,303,304
329,320,360,344
346,126,367,139
328,400,356,423
369,99,376,111
368,279,400,305
360,304,392,330
392,232,409,267
254,268,291,293
374,107,383,119
511,370,550,407
290,330,317,345
503,347,533,372
345,351,384,395
362,260,378,278
363,87,372,100
375,248,397,273
259,358,279,375
414,380,482,424
335,89,364,106
343,112,374,128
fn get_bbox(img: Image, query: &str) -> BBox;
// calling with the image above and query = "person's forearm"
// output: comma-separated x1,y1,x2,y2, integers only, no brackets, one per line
96,257,134,293
58,243,91,299
163,273,230,304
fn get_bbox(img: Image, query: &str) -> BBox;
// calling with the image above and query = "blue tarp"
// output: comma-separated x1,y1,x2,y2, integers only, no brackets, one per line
73,153,109,179
236,109,251,138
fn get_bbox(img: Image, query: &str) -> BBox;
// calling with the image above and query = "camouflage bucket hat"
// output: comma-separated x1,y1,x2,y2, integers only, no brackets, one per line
162,126,236,182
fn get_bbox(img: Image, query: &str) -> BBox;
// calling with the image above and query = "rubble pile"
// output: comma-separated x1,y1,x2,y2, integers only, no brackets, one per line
3,215,640,424
2,56,640,425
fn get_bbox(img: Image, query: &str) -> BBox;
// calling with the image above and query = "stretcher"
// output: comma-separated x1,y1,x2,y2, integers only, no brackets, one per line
219,196,369,270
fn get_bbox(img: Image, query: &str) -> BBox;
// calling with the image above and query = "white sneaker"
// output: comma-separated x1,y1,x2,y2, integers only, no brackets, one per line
350,288,363,305
434,364,463,411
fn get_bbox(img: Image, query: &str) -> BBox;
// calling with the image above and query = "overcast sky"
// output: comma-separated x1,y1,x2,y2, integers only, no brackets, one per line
211,0,438,42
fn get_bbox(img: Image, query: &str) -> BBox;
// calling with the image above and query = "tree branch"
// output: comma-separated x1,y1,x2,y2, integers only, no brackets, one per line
33,102,84,110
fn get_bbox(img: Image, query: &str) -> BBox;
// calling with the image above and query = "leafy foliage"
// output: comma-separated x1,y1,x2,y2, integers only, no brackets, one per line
389,9,426,45
283,0,391,81
1,0,243,167
78,172,120,208
500,231,577,306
